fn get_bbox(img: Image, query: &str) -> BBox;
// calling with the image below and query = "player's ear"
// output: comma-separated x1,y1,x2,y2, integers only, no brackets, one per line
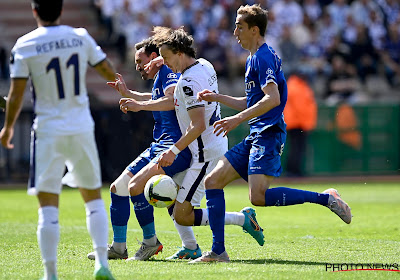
252,26,259,35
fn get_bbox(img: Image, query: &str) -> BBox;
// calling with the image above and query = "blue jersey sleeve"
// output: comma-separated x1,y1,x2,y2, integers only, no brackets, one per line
253,47,282,90
160,65,179,93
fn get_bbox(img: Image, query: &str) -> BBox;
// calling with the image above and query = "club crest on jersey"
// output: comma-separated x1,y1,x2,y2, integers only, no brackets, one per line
266,68,274,80
250,144,265,161
183,85,194,96
167,73,178,79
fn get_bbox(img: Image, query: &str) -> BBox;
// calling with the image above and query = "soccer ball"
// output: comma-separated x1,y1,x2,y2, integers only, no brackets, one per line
144,174,178,208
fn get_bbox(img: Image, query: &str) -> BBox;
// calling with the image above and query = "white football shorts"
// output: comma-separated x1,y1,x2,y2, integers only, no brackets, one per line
28,131,101,195
175,158,219,207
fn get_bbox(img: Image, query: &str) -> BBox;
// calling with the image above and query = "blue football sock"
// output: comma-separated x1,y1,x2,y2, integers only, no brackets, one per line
264,187,329,206
206,189,225,255
131,193,155,239
110,192,130,243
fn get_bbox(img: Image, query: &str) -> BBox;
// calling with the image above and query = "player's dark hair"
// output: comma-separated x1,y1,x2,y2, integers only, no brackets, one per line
237,4,268,37
152,26,196,58
31,0,63,22
135,37,159,56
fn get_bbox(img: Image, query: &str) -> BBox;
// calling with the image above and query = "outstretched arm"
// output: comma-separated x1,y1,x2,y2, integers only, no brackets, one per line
198,89,247,111
213,83,280,136
0,78,28,149
119,86,175,113
107,73,152,100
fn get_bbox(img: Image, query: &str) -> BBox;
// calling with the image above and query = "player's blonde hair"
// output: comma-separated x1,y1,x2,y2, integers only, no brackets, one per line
152,26,196,58
237,4,268,36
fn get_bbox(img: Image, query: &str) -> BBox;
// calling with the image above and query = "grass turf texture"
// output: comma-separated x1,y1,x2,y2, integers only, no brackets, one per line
0,183,399,279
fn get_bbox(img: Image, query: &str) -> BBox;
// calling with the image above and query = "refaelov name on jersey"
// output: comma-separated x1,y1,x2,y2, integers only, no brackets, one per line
35,38,83,54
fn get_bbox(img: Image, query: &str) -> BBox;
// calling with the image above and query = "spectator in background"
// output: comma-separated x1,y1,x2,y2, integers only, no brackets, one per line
349,24,378,83
367,9,387,50
303,0,322,21
279,25,300,78
271,0,303,28
376,0,400,25
125,12,151,48
342,14,358,45
380,23,400,87
325,55,361,105
316,10,339,52
284,71,317,177
327,0,349,31
300,26,330,81
198,28,228,77
350,0,382,27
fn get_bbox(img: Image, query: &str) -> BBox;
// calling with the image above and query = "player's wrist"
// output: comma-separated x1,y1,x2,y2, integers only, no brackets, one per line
169,144,181,155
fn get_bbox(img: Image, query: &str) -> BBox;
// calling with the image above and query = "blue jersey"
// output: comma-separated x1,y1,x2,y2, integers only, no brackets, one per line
244,43,287,133
152,65,181,142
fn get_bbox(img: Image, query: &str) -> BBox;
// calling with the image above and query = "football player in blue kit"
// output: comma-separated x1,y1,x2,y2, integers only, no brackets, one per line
88,37,200,261
192,4,352,263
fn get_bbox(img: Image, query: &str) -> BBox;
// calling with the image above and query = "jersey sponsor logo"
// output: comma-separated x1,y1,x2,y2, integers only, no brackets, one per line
208,74,217,86
245,80,255,91
167,73,178,79
35,38,83,55
9,51,15,64
183,85,194,96
186,99,201,106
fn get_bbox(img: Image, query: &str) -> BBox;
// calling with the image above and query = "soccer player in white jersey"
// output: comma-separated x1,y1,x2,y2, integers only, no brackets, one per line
119,27,265,249
0,0,116,279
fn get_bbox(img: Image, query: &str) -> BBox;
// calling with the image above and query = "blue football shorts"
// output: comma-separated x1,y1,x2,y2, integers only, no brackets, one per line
225,129,286,181
126,140,191,177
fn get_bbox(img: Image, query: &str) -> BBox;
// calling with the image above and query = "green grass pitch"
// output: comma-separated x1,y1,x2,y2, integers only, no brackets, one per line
1,182,399,279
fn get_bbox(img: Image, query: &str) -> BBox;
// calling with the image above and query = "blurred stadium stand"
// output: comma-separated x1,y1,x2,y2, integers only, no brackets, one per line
0,0,399,183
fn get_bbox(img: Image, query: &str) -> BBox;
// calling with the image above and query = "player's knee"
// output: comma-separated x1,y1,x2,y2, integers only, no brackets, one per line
111,173,131,197
128,180,144,196
249,188,266,206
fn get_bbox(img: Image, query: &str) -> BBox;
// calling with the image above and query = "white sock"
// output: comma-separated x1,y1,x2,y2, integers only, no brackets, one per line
85,199,109,269
198,209,245,226
170,214,197,250
37,206,59,279
225,212,245,226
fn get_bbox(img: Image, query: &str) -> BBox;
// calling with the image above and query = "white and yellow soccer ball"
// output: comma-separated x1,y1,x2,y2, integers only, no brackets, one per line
144,174,178,208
